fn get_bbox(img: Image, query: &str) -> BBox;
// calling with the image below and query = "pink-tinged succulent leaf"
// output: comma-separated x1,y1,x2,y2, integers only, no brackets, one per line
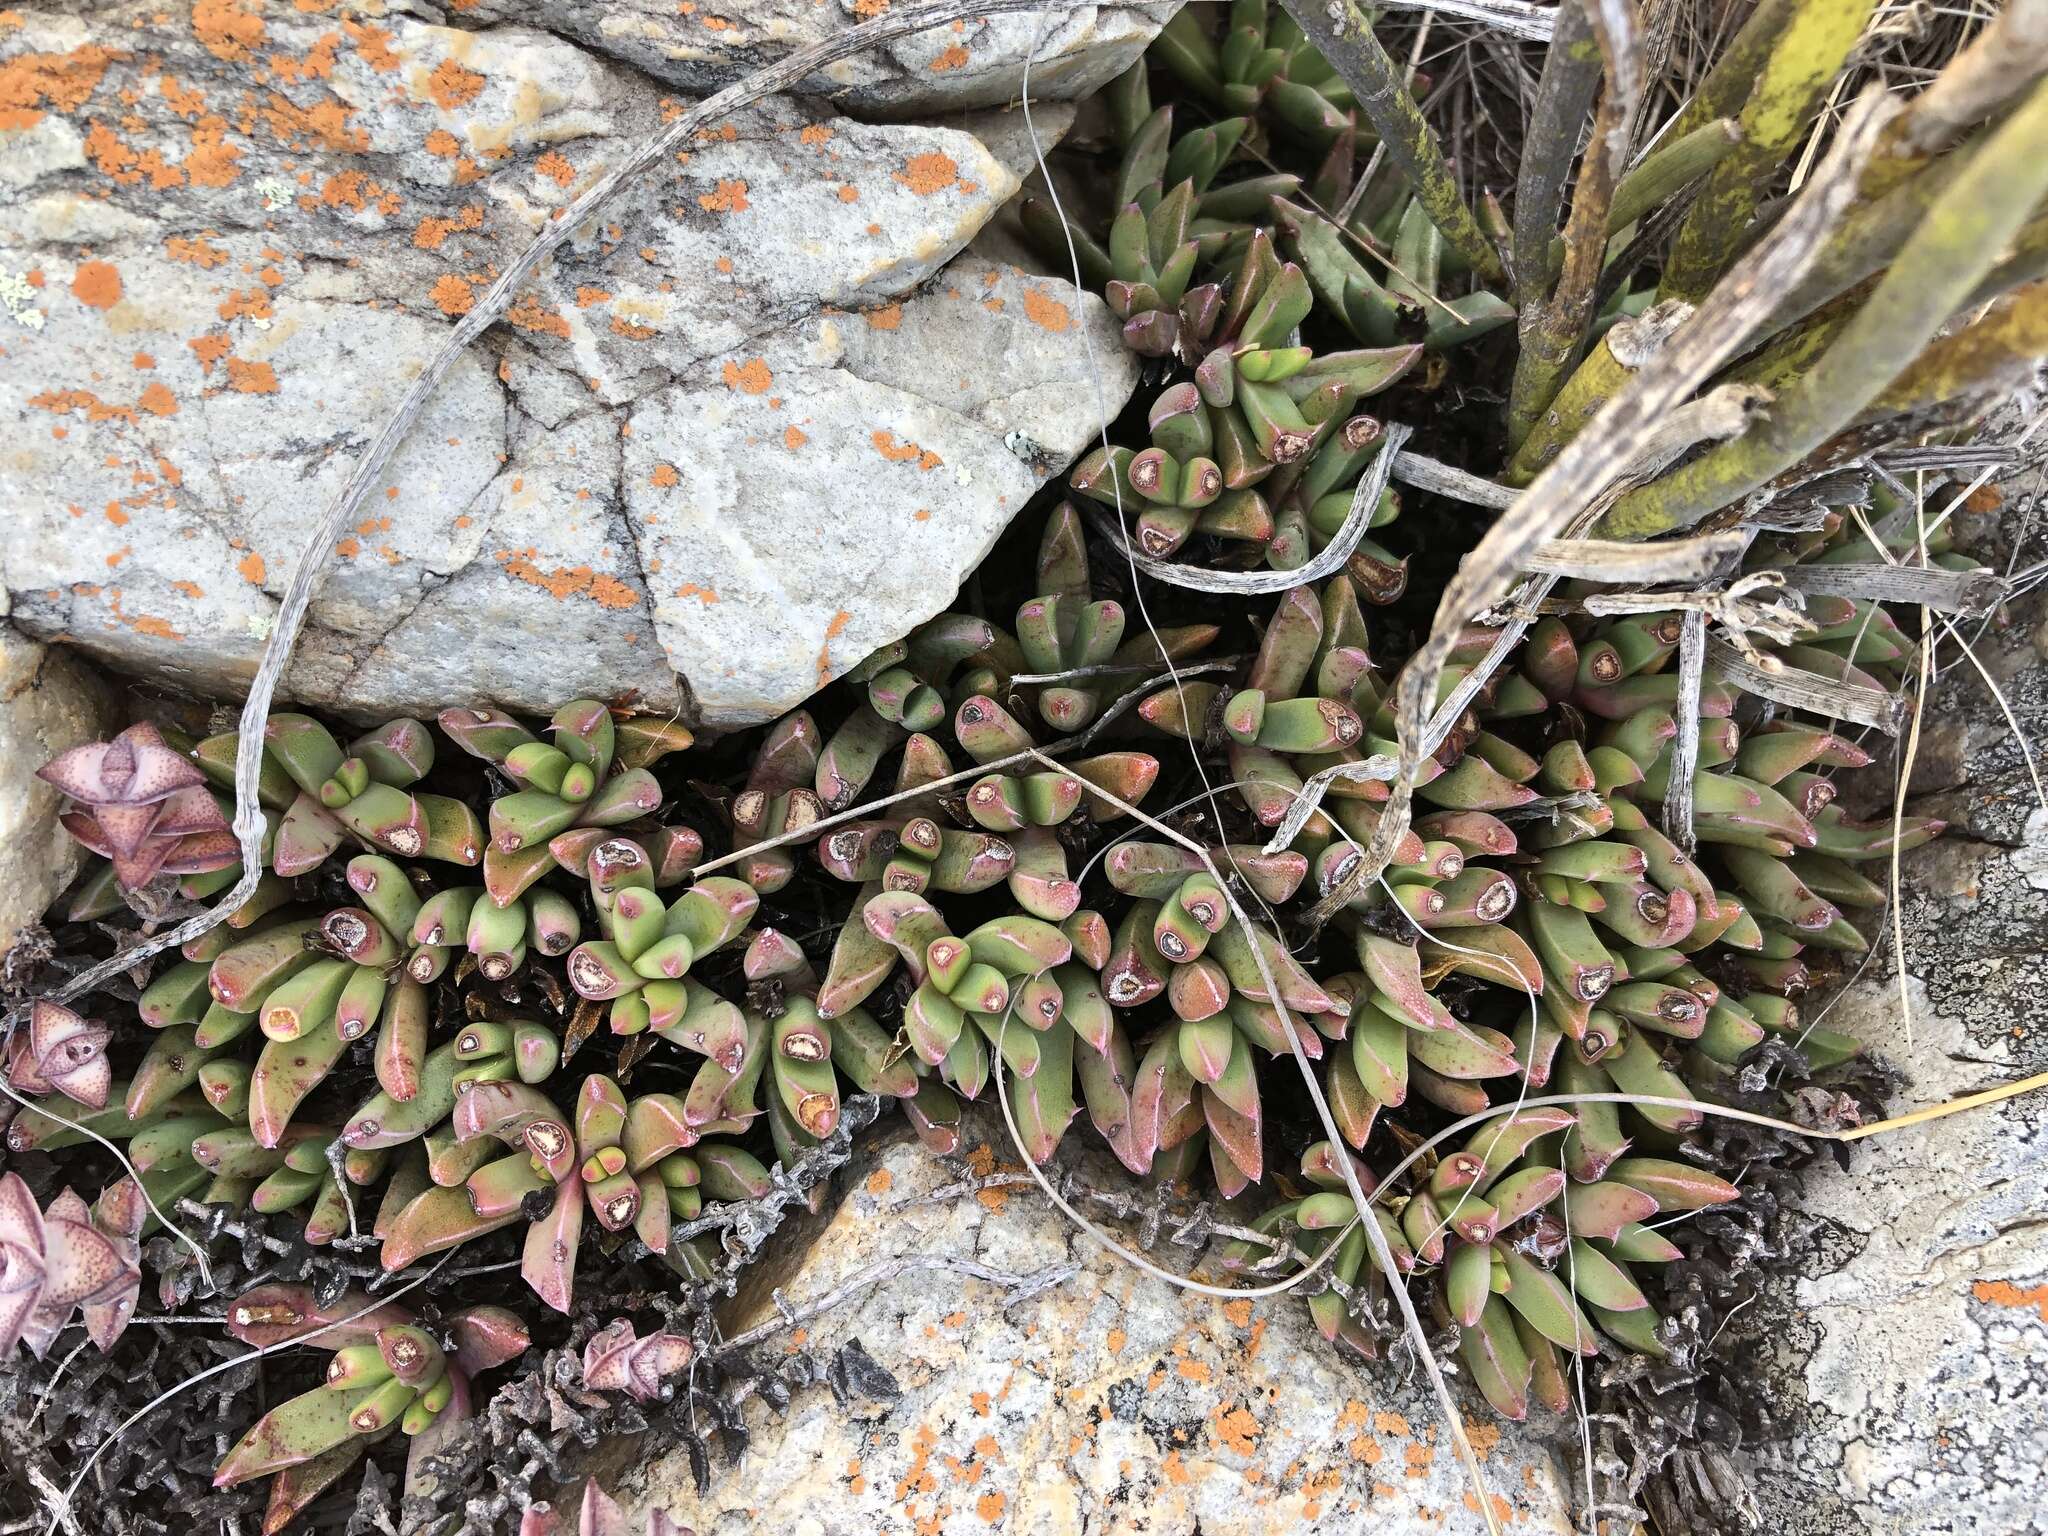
274,793,347,878
447,1304,530,1375
225,1283,414,1350
20,1188,135,1356
261,1437,367,1536
82,1177,146,1351
38,722,206,808
214,1384,365,1487
0,1173,49,1358
153,785,231,837
581,1318,694,1402
93,800,165,858
14,1001,113,1109
161,828,242,875
524,1176,584,1315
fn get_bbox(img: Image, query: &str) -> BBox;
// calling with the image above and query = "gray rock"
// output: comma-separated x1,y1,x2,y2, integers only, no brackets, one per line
451,1,1176,118
0,624,118,956
614,1111,1576,1536
0,4,1141,726
1743,485,2048,1536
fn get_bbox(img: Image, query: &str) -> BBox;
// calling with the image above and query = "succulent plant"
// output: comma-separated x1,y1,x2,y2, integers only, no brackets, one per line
37,720,237,890
0,1172,144,1359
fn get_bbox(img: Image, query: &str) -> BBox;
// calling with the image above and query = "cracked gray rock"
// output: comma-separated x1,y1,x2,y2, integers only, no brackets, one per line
604,1108,1576,1535
0,1,1147,726
1743,478,2048,1536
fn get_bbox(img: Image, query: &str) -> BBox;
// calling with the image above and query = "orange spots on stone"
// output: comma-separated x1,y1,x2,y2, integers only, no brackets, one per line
138,381,179,416
1213,1403,1261,1456
610,315,656,340
507,293,570,337
183,116,242,186
0,43,117,132
871,429,942,471
29,388,136,425
896,1424,940,1501
974,1492,1006,1523
1973,1280,2048,1323
836,183,859,203
166,233,228,268
1245,1317,1267,1360
1176,1358,1212,1383
1161,1451,1190,1485
981,297,1004,314
798,122,832,147
127,613,181,641
158,73,204,119
104,505,129,527
697,177,750,213
172,579,204,598
650,463,679,488
1222,1299,1253,1328
865,302,902,330
225,356,278,394
343,18,399,72
424,128,460,157
194,0,264,60
270,30,340,86
71,259,121,310
238,551,266,584
427,57,485,110
132,352,154,370
719,357,773,395
783,425,808,451
495,550,641,609
105,545,130,568
816,608,852,687
894,152,959,196
319,168,368,209
852,0,888,15
1404,1438,1434,1475
535,149,575,187
188,333,232,373
336,535,360,558
931,44,970,72
672,583,718,605
1022,289,1072,333
913,508,932,522
218,287,273,322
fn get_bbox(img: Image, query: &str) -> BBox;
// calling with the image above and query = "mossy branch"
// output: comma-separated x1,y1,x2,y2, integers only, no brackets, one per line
1601,79,2048,538
1511,0,1603,313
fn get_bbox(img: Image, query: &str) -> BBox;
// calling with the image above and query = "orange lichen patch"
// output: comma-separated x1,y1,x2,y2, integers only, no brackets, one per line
852,0,889,16
104,506,129,526
573,285,613,308
1403,1438,1434,1476
865,302,902,331
508,293,570,337
171,579,205,598
219,287,274,322
320,168,368,209
104,546,131,568
258,87,369,154
534,149,575,187
672,582,718,605
721,357,772,394
71,259,121,310
237,551,266,584
424,127,460,157
1244,1317,1267,1360
225,356,278,394
782,424,808,451
863,1168,892,1195
970,1390,992,1416
182,117,243,187
187,334,231,375
495,550,641,609
343,18,399,72
815,608,852,687
1104,1325,1128,1355
29,388,136,425
1972,1280,2048,1323
196,0,264,60
836,183,860,204
930,44,970,72
974,1491,1006,1523
697,177,750,213
1162,1451,1191,1486
798,122,832,147
0,43,117,131
896,1424,940,1500
159,74,204,119
871,429,942,471
166,233,229,268
1374,1410,1410,1436
649,463,679,488
1176,1358,1212,1384
1213,1404,1261,1457
132,352,154,369
1222,1299,1253,1329
137,381,178,416
1022,288,1072,333
611,315,656,340
270,31,340,85
427,57,485,110
894,152,959,196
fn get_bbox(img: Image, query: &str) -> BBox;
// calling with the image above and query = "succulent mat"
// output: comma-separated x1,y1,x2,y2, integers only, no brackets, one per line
5,0,2044,1529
